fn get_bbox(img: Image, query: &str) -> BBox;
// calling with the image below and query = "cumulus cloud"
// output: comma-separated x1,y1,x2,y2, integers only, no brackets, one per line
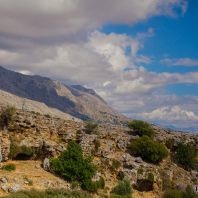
161,57,198,67
139,105,198,131
1,0,197,131
0,0,187,42
141,106,198,121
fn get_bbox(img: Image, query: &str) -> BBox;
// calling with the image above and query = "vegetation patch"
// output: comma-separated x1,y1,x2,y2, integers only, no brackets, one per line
50,141,104,192
173,142,198,170
111,179,132,198
2,163,16,171
0,105,16,129
128,136,168,164
128,120,155,138
84,121,98,134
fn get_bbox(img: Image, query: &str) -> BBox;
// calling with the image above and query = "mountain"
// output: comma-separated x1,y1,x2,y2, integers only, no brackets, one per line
0,66,127,124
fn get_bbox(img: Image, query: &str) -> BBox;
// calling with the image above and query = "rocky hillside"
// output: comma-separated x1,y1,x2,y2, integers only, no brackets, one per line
0,90,79,122
0,109,197,197
0,66,127,124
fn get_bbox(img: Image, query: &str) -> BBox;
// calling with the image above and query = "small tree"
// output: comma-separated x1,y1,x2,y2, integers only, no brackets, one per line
50,141,99,192
128,136,168,164
174,142,198,170
128,120,155,138
0,105,16,129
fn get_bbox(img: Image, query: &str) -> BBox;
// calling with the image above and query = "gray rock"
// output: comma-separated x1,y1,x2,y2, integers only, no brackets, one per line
0,147,2,163
43,158,50,171
135,157,143,164
8,184,21,193
1,184,9,192
0,177,8,183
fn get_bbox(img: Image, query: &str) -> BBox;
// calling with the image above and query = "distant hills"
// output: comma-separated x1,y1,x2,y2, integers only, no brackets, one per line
0,66,127,124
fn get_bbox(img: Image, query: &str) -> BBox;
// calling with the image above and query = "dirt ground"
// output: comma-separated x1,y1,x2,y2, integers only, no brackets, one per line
0,160,70,196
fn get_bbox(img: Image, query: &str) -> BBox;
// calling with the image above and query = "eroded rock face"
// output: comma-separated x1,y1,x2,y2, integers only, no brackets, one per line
0,131,10,162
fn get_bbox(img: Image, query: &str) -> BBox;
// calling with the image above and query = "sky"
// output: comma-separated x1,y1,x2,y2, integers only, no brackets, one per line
0,0,197,132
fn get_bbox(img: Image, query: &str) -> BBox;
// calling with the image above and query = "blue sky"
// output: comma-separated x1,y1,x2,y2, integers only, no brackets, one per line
0,0,197,131
102,0,198,97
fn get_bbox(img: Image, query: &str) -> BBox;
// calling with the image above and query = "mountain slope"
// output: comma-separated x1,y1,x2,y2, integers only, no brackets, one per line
0,66,127,124
0,90,79,121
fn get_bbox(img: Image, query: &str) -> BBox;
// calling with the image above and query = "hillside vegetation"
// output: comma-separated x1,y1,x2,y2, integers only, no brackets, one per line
0,108,197,197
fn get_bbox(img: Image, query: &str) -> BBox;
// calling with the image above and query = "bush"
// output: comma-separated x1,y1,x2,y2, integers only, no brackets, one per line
147,172,154,183
128,136,168,164
173,142,198,170
111,179,132,197
2,189,92,198
84,121,98,134
50,141,98,192
2,163,16,171
81,177,105,192
0,105,16,129
128,120,155,138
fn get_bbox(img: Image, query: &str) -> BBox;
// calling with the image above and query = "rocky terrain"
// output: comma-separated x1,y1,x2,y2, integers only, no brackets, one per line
0,109,197,197
0,66,127,124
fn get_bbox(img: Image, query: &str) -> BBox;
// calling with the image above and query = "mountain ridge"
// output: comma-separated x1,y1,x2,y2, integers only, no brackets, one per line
0,66,127,124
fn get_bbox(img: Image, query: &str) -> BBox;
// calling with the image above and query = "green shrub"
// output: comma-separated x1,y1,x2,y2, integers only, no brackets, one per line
173,142,198,170
2,189,92,198
2,163,16,171
0,105,16,129
20,146,34,156
81,177,105,192
111,179,132,197
50,141,97,192
84,121,98,134
9,142,20,159
128,120,155,138
128,136,168,164
147,172,154,183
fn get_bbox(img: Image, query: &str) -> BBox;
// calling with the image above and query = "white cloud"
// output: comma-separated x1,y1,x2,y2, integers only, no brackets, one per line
0,0,187,42
1,0,197,132
141,106,198,121
161,57,198,67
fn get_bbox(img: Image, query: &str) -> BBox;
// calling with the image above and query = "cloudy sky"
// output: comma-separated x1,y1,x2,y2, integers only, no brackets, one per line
0,0,197,132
